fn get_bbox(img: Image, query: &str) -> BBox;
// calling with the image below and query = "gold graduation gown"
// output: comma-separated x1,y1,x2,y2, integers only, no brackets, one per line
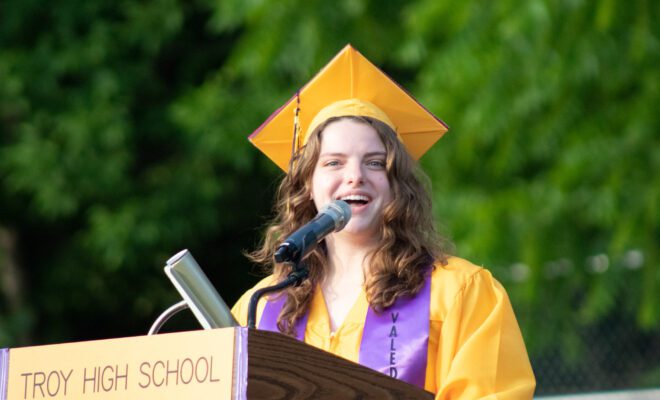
231,257,536,399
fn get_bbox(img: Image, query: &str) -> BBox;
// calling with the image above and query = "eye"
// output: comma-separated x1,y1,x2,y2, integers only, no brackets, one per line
366,159,386,168
323,160,340,167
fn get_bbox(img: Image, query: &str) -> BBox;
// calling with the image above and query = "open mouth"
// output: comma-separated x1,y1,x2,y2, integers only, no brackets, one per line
339,194,370,206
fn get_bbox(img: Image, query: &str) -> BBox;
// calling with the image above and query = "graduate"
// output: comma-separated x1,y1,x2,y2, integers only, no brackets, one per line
232,45,536,399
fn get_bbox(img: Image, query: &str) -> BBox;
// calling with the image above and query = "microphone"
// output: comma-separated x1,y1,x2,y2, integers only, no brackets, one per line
247,201,350,328
273,200,352,264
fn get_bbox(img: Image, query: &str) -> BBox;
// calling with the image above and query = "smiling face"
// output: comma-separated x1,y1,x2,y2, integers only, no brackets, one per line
311,118,392,240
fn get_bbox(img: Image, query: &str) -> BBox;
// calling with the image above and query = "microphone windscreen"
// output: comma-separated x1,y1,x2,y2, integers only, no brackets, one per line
321,200,352,231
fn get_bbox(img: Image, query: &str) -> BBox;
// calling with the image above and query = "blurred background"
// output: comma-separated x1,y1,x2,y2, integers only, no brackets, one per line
0,0,658,396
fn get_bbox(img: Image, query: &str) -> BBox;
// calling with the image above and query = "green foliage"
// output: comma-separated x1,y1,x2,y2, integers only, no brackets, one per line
0,0,658,392
406,0,659,336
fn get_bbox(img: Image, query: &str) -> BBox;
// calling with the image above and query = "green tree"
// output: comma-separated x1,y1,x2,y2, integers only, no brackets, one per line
0,0,273,343
1,0,658,393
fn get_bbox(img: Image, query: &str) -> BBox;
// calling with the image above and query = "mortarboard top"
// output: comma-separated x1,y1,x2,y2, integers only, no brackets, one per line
248,44,449,171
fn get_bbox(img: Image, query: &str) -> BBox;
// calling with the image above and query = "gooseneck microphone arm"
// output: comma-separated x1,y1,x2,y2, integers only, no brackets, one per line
247,265,308,329
148,300,189,335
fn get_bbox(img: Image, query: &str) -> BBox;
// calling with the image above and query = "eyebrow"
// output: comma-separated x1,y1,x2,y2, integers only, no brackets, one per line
318,151,387,158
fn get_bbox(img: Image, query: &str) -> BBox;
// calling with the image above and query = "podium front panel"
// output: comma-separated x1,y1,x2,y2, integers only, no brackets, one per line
1,328,239,400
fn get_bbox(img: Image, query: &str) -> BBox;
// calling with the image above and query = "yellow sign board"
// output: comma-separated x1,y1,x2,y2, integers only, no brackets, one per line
3,328,242,400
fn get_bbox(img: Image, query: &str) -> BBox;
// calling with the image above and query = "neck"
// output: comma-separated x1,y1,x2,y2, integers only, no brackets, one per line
323,233,378,283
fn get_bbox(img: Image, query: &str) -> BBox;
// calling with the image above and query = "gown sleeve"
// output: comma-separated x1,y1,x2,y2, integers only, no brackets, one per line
433,269,536,399
230,287,251,327
231,275,277,327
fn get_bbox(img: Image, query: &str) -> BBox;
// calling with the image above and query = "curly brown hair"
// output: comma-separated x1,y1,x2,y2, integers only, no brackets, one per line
248,116,451,336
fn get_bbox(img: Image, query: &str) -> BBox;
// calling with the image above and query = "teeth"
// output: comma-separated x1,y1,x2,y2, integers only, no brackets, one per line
340,194,369,202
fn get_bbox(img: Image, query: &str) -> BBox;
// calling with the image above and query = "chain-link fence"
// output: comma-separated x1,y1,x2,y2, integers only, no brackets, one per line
537,389,660,399
531,316,660,395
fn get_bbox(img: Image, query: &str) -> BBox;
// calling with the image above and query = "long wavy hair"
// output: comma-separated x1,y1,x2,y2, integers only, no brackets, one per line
249,116,451,336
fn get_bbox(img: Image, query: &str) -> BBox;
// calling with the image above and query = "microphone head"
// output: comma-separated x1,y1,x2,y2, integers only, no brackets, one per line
321,200,352,232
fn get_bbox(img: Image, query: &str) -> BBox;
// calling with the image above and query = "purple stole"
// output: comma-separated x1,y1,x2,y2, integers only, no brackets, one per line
258,274,431,388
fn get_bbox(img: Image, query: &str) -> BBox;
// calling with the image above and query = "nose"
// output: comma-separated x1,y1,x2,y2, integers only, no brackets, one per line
344,160,364,185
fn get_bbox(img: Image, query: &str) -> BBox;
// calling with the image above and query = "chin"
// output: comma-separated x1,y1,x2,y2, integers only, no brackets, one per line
339,223,379,238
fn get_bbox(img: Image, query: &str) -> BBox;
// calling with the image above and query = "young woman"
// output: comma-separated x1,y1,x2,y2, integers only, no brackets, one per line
232,46,535,399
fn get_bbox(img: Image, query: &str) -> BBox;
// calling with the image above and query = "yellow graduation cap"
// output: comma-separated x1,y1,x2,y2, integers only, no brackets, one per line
248,44,449,171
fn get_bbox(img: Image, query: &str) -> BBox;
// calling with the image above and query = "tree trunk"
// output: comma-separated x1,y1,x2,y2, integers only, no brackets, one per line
0,226,30,344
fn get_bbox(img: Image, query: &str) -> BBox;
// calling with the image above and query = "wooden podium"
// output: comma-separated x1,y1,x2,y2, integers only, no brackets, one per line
0,327,433,399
